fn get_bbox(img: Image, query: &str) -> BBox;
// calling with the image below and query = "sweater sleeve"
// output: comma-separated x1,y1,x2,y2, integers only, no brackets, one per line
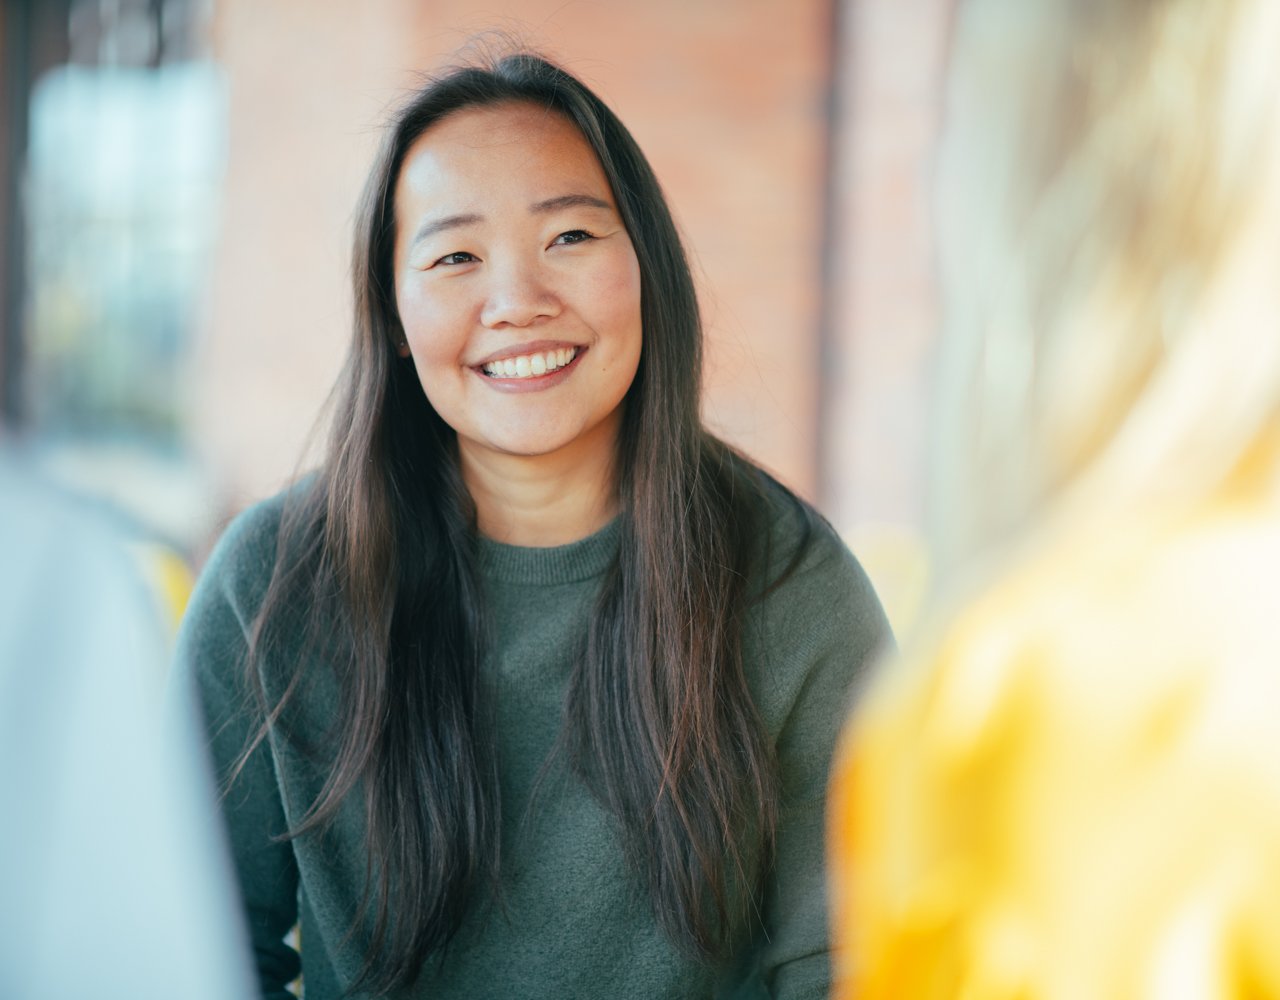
746,510,893,1000
173,499,302,1000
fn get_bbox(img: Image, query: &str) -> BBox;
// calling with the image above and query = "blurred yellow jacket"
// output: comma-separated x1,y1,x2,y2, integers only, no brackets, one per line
830,460,1280,999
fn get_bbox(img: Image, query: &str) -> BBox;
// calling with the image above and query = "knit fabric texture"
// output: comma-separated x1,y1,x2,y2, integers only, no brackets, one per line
178,483,891,999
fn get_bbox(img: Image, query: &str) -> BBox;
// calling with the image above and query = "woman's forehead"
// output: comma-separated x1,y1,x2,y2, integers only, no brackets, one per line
396,103,610,209
420,100,578,150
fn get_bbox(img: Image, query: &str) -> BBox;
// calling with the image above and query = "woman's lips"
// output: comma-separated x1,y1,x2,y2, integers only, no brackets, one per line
471,344,586,392
479,345,580,379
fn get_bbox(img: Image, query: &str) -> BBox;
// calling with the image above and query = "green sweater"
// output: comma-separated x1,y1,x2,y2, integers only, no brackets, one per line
178,485,890,999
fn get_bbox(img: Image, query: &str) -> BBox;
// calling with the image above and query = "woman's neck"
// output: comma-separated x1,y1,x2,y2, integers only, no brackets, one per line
459,428,621,548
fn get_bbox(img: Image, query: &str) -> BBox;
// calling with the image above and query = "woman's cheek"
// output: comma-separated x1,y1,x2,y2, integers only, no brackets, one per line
396,278,429,337
587,249,642,325
397,278,459,349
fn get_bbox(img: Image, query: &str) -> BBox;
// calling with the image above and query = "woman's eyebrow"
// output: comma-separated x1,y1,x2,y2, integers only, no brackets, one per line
530,193,613,214
409,212,482,251
408,195,613,252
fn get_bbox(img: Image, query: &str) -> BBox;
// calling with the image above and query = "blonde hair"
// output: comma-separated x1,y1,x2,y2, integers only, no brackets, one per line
930,0,1280,578
830,4,1280,993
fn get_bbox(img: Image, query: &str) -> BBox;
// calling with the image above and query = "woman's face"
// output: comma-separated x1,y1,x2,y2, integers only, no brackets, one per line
392,101,643,478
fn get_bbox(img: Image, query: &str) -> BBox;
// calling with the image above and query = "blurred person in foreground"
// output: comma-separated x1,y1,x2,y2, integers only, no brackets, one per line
0,455,254,998
829,0,1280,996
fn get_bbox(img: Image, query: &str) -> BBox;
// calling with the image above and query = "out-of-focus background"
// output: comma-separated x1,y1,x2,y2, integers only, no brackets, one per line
1,0,951,632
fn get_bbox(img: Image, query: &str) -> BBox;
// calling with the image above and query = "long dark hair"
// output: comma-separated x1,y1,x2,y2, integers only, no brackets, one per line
244,51,806,994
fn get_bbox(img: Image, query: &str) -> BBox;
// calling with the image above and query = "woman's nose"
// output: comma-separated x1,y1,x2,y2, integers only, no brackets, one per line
480,260,562,329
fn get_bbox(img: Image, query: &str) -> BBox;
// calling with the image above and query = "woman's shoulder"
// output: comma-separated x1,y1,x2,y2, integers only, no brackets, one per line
739,466,893,724
176,478,329,705
948,505,1280,688
750,470,884,627
849,506,1280,789
203,491,288,585
188,478,320,624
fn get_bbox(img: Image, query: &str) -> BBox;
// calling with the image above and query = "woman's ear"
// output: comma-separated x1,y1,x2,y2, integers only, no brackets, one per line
396,339,411,359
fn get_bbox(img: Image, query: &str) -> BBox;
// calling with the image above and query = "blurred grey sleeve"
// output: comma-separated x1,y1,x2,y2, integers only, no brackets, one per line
0,466,256,1000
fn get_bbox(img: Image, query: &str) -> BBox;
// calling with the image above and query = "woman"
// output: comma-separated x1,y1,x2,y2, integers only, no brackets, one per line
180,53,890,999
829,0,1280,996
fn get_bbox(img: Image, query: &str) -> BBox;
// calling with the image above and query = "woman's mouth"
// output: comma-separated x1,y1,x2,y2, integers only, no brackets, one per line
480,346,580,379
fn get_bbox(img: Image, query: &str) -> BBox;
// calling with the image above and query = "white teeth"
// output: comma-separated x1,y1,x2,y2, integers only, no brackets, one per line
481,348,577,379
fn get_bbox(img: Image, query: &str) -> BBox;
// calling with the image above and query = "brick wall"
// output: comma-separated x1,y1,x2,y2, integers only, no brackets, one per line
200,0,833,508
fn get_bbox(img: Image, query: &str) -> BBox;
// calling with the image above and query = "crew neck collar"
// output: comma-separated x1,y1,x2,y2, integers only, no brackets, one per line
477,517,621,585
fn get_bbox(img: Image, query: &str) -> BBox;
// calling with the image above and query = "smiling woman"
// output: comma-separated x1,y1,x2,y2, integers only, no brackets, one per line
392,103,642,544
176,52,891,1000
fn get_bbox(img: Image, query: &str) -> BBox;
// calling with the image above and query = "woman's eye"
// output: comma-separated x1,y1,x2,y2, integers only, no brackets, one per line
552,230,595,246
434,251,477,266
